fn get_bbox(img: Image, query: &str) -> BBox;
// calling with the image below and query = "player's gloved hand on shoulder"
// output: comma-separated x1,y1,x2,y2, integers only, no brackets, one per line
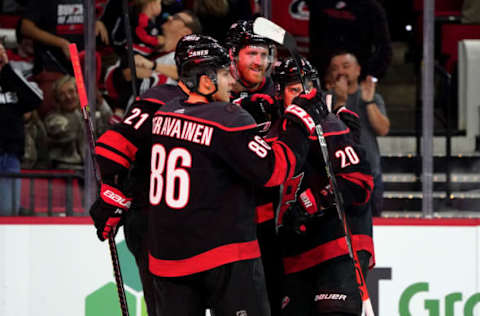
284,88,328,135
334,106,361,143
240,93,275,124
89,183,132,241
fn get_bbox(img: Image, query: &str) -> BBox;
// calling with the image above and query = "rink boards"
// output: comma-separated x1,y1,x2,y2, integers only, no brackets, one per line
0,217,479,316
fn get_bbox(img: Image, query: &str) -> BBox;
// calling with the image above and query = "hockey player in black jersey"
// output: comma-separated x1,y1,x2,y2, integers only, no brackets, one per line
89,34,206,316
144,34,327,316
270,57,375,316
225,19,280,132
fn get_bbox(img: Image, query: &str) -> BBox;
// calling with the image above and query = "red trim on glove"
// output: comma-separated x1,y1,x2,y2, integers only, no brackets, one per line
299,188,318,215
103,217,121,240
285,104,316,134
299,88,317,100
251,93,274,104
100,183,132,209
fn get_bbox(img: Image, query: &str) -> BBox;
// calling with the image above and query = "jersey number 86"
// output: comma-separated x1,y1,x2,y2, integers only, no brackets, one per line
149,144,192,209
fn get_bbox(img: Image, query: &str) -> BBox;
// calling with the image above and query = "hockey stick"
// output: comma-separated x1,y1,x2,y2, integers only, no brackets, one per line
122,0,138,114
253,17,375,316
70,43,130,316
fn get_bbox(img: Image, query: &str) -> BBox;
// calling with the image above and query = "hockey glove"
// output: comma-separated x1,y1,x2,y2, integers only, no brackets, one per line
240,93,275,123
89,183,132,241
335,106,361,143
284,88,328,136
284,188,336,235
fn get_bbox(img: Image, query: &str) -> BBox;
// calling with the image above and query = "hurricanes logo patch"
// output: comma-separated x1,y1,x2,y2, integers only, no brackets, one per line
281,296,290,309
289,0,310,20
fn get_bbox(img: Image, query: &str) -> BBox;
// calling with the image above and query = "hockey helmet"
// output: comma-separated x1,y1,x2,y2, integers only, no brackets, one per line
225,20,275,56
272,56,320,94
225,20,276,82
175,34,231,95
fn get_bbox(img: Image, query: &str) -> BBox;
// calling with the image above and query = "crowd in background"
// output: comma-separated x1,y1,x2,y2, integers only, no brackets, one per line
0,0,258,172
0,0,395,218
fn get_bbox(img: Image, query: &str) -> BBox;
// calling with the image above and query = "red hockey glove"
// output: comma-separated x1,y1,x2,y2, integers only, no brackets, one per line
334,106,361,143
89,183,132,241
285,88,328,135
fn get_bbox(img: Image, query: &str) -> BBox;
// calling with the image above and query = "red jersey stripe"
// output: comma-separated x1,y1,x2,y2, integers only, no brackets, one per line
96,146,131,169
154,111,258,132
149,240,261,277
283,234,374,274
97,130,138,160
338,172,374,206
265,143,288,187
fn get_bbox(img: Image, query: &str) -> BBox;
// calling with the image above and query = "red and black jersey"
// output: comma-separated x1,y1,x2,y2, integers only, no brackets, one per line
146,98,311,277
95,84,188,207
104,58,169,111
133,12,161,57
230,76,280,222
275,113,375,274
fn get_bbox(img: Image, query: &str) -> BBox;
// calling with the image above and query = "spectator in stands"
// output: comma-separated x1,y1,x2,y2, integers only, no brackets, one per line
325,50,390,217
306,0,393,81
44,75,85,170
45,75,112,170
6,18,35,79
132,0,165,57
23,110,50,169
104,9,201,115
191,0,253,42
21,0,108,117
0,43,43,216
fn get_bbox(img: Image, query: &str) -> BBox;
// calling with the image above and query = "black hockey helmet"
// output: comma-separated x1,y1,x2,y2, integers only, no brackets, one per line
225,20,276,82
175,34,231,95
272,56,320,94
225,20,275,56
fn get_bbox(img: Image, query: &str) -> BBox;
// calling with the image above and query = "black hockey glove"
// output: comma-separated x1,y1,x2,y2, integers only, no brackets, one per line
334,106,361,143
284,88,328,136
89,183,131,241
240,93,275,123
283,187,336,235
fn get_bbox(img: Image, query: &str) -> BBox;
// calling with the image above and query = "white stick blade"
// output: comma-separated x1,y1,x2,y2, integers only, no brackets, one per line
253,17,286,45
362,298,375,316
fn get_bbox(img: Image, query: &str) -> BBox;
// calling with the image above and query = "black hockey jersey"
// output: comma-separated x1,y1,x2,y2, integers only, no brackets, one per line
95,83,188,207
231,76,275,102
146,97,311,277
276,113,375,274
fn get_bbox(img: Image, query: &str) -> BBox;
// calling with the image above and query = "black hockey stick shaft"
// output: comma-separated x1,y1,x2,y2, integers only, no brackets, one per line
70,43,130,316
122,0,138,114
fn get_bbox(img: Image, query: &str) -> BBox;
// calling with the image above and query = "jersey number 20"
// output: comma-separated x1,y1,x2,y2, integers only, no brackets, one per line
149,144,191,209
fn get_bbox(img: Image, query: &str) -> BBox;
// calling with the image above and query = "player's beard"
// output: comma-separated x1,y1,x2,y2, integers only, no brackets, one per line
239,65,265,87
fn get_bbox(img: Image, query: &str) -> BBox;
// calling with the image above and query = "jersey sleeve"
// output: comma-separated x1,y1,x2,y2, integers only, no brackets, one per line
323,121,374,208
95,99,162,179
217,110,310,188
